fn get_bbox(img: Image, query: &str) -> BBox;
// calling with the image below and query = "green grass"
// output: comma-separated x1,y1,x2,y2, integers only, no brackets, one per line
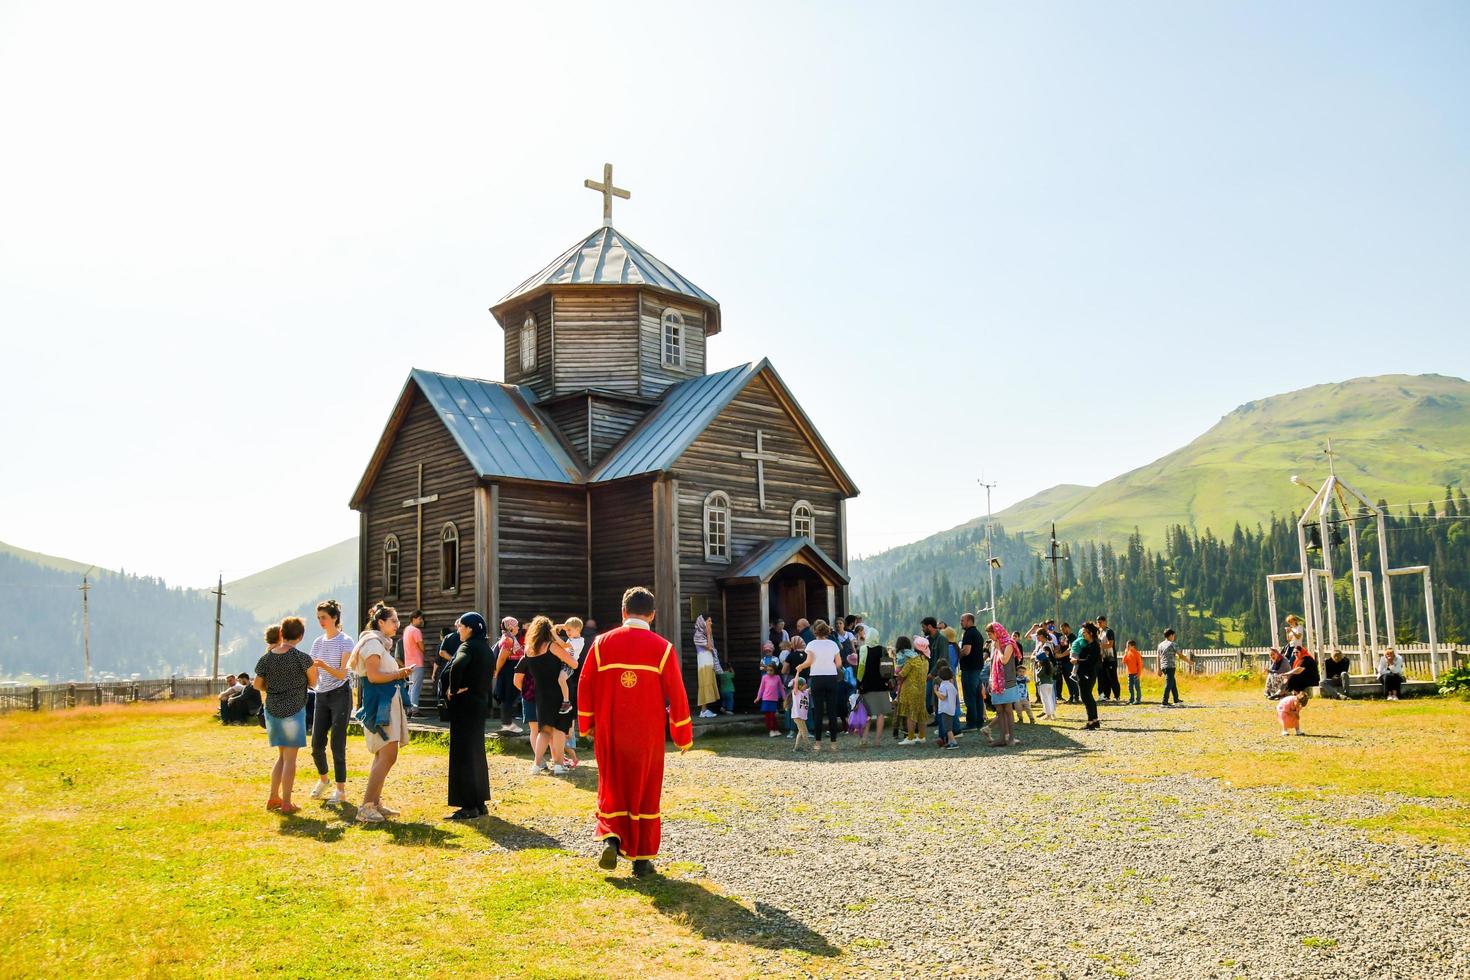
0,702,838,979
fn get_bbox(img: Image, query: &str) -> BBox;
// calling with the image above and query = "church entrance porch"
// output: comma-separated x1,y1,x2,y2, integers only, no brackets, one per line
716,537,849,707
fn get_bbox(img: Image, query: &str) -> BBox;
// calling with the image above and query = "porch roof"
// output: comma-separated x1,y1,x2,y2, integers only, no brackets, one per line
718,537,849,587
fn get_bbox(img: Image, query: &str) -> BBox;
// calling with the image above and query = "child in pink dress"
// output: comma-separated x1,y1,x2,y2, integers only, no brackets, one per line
1277,689,1309,735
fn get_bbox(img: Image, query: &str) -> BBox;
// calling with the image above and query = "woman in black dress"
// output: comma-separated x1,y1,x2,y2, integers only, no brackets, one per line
517,615,579,774
445,612,494,820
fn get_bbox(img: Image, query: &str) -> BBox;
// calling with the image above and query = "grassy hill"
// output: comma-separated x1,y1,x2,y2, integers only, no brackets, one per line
225,537,357,622
0,539,101,577
986,373,1467,548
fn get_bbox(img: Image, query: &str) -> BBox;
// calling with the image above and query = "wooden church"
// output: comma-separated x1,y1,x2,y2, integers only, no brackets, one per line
351,166,859,704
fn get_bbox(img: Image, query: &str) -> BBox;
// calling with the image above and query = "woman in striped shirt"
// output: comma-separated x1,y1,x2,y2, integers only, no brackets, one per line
307,599,356,804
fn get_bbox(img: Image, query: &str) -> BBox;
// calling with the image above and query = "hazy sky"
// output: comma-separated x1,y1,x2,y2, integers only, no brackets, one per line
2,1,1467,587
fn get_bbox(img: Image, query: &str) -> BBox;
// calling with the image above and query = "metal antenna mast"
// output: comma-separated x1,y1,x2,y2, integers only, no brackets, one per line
978,479,998,621
210,573,226,686
79,566,95,682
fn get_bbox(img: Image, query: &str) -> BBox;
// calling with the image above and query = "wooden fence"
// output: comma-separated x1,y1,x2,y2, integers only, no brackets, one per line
0,678,218,715
1152,643,1465,680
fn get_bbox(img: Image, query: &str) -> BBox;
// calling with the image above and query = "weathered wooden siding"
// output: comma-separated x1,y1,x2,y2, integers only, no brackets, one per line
500,292,555,400
638,290,707,397
672,375,847,672
551,288,640,396
360,390,480,635
543,399,591,464
723,584,764,705
495,483,589,625
589,395,649,466
589,478,656,632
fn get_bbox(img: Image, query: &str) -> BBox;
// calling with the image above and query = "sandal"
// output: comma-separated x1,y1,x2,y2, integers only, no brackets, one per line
278,802,302,815
266,798,283,811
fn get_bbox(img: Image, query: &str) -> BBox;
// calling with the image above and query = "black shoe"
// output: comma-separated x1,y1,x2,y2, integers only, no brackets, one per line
599,839,620,871
632,859,657,879
445,808,474,821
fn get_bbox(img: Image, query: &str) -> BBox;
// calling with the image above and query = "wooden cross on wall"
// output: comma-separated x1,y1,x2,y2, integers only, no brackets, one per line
740,429,798,511
584,162,630,226
401,463,438,606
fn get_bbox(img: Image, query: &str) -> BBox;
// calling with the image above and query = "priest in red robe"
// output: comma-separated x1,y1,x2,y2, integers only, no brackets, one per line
577,586,693,877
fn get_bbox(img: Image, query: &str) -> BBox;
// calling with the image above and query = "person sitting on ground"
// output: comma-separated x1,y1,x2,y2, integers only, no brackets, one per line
1282,643,1320,696
222,671,262,724
1377,647,1405,701
1265,648,1292,700
1321,648,1351,700
1277,688,1310,736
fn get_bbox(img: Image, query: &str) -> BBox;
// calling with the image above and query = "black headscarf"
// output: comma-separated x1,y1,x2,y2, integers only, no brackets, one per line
457,612,488,638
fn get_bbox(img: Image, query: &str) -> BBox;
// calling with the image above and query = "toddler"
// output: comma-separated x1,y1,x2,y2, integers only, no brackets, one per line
1014,660,1035,724
1277,689,1309,736
935,665,960,749
556,618,585,715
790,676,811,751
718,663,735,714
755,662,785,737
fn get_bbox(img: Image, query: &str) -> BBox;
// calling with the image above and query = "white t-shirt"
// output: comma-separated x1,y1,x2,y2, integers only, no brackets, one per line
937,680,959,716
569,636,585,664
805,638,841,676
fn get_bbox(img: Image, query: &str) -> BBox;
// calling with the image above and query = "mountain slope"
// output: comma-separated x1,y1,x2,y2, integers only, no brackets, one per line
852,373,1470,597
995,373,1467,546
225,537,358,622
0,539,102,577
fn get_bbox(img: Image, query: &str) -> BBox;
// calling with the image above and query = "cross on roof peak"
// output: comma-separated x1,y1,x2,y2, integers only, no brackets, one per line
584,162,630,227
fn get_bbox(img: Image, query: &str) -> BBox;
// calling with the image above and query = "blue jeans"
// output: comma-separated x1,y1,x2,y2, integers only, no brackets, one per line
960,669,986,729
720,690,734,713
407,665,424,710
1127,674,1142,703
937,712,955,743
1162,667,1180,704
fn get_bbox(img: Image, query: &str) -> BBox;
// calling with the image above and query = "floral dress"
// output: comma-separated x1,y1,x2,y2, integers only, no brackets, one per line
896,654,931,730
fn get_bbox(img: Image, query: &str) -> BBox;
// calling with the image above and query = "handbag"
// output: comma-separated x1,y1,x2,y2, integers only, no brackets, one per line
848,700,869,734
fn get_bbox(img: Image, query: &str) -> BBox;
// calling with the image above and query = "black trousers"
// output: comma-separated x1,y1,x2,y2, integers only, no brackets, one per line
1380,673,1403,696
1099,662,1120,700
311,684,352,783
1078,671,1098,723
810,675,841,742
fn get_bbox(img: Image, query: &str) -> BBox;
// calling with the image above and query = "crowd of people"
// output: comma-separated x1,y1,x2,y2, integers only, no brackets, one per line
750,612,1193,749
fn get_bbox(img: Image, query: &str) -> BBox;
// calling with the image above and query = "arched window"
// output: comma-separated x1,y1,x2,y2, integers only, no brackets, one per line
520,313,537,371
791,500,814,539
703,490,730,563
440,522,460,593
383,534,401,598
661,308,685,369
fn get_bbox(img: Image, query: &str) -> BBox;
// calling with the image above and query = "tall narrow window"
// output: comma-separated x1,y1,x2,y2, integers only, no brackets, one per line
440,522,460,593
703,490,730,563
661,308,685,368
520,313,537,371
383,534,401,598
791,500,814,539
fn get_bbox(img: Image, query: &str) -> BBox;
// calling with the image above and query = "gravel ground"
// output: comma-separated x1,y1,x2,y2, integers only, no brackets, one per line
513,703,1470,979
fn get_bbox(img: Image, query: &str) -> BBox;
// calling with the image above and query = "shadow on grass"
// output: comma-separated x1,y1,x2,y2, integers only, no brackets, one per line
466,814,566,851
697,719,1096,761
609,876,840,956
276,815,346,843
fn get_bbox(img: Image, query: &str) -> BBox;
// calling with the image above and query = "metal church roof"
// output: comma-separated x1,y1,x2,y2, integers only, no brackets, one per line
496,225,719,328
590,362,761,483
720,536,850,586
410,369,582,484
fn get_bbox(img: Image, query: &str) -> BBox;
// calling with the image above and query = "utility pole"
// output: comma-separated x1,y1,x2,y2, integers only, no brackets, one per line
210,573,226,686
1042,524,1068,625
978,479,997,621
79,566,95,682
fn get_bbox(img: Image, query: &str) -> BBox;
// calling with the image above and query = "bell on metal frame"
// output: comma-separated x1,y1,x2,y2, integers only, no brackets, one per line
1329,526,1345,547
1307,527,1323,552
